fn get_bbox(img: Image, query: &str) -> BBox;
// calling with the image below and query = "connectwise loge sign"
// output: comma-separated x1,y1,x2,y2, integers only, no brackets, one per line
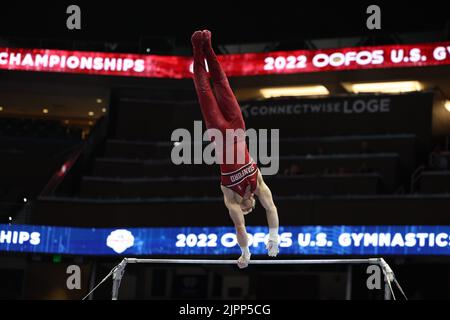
0,42,449,78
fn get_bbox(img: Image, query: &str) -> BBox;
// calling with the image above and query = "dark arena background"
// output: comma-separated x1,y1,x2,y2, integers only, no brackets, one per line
0,1,450,307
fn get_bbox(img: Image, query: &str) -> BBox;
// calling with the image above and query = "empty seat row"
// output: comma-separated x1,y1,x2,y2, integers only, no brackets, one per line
91,153,398,189
80,173,380,198
104,134,415,160
0,117,82,140
419,171,450,194
32,194,450,227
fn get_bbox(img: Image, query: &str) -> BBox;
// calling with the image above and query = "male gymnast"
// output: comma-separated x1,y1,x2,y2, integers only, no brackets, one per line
191,30,280,268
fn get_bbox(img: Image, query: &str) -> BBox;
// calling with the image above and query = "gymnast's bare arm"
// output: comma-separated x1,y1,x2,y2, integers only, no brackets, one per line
254,172,280,256
221,171,280,268
222,185,251,268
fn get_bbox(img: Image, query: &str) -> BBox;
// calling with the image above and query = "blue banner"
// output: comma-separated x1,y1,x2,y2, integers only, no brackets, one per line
1,224,449,256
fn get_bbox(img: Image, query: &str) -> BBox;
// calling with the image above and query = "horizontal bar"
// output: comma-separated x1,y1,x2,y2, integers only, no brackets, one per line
124,258,380,265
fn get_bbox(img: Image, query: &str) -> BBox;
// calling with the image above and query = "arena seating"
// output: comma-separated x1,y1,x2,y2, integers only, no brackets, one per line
0,117,82,139
79,173,381,198
418,171,450,194
415,147,450,194
34,194,450,227
30,91,449,227
0,117,83,223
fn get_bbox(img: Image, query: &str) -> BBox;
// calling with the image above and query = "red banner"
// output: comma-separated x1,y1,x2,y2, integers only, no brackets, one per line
0,42,449,79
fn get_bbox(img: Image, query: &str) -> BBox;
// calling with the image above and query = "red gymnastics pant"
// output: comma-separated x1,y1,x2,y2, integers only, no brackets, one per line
192,40,258,197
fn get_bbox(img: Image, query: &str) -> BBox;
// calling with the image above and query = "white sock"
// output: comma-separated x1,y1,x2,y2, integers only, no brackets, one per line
269,228,279,242
241,246,251,257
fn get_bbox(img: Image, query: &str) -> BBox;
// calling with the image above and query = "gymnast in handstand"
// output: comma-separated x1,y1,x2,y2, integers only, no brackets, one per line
191,30,280,268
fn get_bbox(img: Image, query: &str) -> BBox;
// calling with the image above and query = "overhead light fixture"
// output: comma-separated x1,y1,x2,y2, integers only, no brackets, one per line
0,106,3,111
343,81,422,94
88,111,94,117
102,108,107,113
445,100,450,113
96,98,103,104
42,108,49,114
260,85,329,98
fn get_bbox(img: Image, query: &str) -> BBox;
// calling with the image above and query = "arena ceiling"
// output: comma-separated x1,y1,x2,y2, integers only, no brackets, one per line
0,2,448,45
